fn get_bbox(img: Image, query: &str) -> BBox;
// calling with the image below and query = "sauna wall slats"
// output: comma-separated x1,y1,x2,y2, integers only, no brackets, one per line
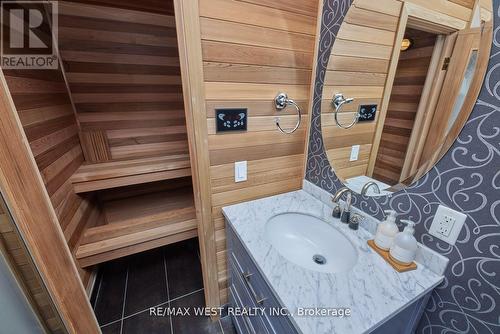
3,68,95,284
199,0,318,304
63,0,175,16
372,29,436,184
321,0,400,180
59,1,187,161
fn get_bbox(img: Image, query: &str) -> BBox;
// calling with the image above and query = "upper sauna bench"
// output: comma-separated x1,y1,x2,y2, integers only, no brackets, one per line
70,154,191,193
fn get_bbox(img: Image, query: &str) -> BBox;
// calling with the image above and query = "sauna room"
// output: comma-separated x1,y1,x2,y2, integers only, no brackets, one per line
0,0,498,334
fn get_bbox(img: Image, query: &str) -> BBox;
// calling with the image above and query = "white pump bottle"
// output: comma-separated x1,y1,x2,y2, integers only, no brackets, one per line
374,210,399,251
389,220,418,265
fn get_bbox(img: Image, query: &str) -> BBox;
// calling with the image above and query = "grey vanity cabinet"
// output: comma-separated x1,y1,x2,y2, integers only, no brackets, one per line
370,291,431,334
226,222,431,334
227,224,296,334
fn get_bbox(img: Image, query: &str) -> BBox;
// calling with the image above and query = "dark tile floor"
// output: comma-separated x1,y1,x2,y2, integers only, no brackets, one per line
91,238,236,334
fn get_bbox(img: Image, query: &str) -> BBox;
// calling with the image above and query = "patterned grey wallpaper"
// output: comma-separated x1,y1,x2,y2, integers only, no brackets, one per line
305,0,500,333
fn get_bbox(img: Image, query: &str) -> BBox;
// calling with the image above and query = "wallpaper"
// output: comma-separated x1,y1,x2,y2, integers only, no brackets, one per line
305,0,500,333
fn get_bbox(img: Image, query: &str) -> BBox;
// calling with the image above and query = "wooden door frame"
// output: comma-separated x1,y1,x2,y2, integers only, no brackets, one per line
415,27,483,166
173,0,220,312
0,69,100,333
366,2,465,177
398,32,456,181
399,32,459,181
411,21,492,181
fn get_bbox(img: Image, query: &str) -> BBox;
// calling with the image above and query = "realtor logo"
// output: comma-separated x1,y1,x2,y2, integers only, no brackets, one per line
1,1,58,69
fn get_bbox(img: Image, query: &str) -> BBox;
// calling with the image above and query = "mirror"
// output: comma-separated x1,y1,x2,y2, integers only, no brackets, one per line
321,0,493,196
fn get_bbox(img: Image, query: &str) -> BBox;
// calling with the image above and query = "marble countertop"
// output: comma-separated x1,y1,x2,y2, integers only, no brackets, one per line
222,188,446,334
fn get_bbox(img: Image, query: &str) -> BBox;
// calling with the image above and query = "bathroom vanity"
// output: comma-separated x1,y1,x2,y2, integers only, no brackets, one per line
223,183,448,334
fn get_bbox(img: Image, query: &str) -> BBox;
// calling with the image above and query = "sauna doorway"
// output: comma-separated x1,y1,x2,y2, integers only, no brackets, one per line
55,0,198,267
372,21,489,186
55,0,218,329
1,0,218,331
372,27,440,185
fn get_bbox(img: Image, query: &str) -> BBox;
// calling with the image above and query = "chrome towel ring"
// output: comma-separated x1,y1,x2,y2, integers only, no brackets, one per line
274,92,301,134
332,93,357,129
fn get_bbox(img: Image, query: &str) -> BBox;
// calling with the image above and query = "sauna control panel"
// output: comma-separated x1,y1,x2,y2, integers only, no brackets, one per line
215,108,247,132
358,105,377,122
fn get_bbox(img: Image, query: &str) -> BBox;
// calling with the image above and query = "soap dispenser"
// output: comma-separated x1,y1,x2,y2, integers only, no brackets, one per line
374,210,399,250
389,220,418,265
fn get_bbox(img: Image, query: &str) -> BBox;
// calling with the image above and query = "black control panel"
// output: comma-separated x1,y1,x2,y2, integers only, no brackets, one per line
358,104,377,122
215,108,247,133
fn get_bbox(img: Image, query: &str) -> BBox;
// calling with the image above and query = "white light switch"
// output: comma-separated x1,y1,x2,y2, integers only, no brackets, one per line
429,204,467,245
350,145,360,161
234,161,247,183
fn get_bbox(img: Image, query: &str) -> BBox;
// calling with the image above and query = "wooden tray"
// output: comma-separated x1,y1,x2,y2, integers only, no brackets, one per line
367,240,417,272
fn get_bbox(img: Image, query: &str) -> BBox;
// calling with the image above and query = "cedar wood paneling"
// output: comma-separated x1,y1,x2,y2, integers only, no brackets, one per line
3,68,99,285
200,0,319,303
58,1,188,162
373,29,437,184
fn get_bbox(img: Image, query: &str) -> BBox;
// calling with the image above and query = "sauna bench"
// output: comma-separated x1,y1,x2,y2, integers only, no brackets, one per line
70,155,192,193
75,186,197,267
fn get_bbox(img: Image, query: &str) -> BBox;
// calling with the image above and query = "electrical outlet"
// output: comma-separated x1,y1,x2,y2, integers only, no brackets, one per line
234,161,247,183
350,145,360,162
429,205,467,245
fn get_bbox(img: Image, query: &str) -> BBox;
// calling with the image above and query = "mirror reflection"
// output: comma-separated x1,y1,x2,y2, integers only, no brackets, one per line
321,0,493,196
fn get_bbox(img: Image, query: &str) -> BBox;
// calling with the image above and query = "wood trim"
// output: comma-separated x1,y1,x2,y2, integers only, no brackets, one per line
405,2,467,33
367,5,407,176
420,28,481,158
412,21,493,181
399,34,446,181
302,0,324,179
173,0,220,311
407,32,458,177
0,69,99,333
43,2,85,155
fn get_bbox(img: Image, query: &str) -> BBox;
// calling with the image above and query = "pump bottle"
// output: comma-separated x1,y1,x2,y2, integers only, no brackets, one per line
389,220,418,265
374,210,399,250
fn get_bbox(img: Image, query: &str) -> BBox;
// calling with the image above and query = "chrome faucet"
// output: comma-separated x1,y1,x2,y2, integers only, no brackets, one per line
361,181,381,196
332,187,353,223
332,187,350,203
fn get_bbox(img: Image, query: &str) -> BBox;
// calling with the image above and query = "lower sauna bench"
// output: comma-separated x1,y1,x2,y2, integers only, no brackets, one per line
75,182,197,267
70,155,192,194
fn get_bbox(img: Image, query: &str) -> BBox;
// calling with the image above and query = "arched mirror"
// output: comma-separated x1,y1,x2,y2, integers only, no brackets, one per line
321,0,493,196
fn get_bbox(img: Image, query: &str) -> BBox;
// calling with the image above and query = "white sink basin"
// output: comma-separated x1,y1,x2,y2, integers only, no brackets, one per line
265,213,358,273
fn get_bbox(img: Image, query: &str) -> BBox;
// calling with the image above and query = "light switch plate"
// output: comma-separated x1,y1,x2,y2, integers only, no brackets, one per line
234,161,247,183
350,145,360,161
429,204,467,245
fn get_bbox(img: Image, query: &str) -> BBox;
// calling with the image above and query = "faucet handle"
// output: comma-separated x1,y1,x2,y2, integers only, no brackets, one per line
332,203,341,219
349,214,362,230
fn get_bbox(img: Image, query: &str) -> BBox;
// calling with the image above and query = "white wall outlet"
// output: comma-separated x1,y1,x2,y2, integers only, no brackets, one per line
234,161,247,183
429,204,467,245
350,145,360,161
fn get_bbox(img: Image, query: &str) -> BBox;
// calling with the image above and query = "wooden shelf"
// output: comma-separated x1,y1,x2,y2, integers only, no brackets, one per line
75,187,197,267
71,155,191,193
